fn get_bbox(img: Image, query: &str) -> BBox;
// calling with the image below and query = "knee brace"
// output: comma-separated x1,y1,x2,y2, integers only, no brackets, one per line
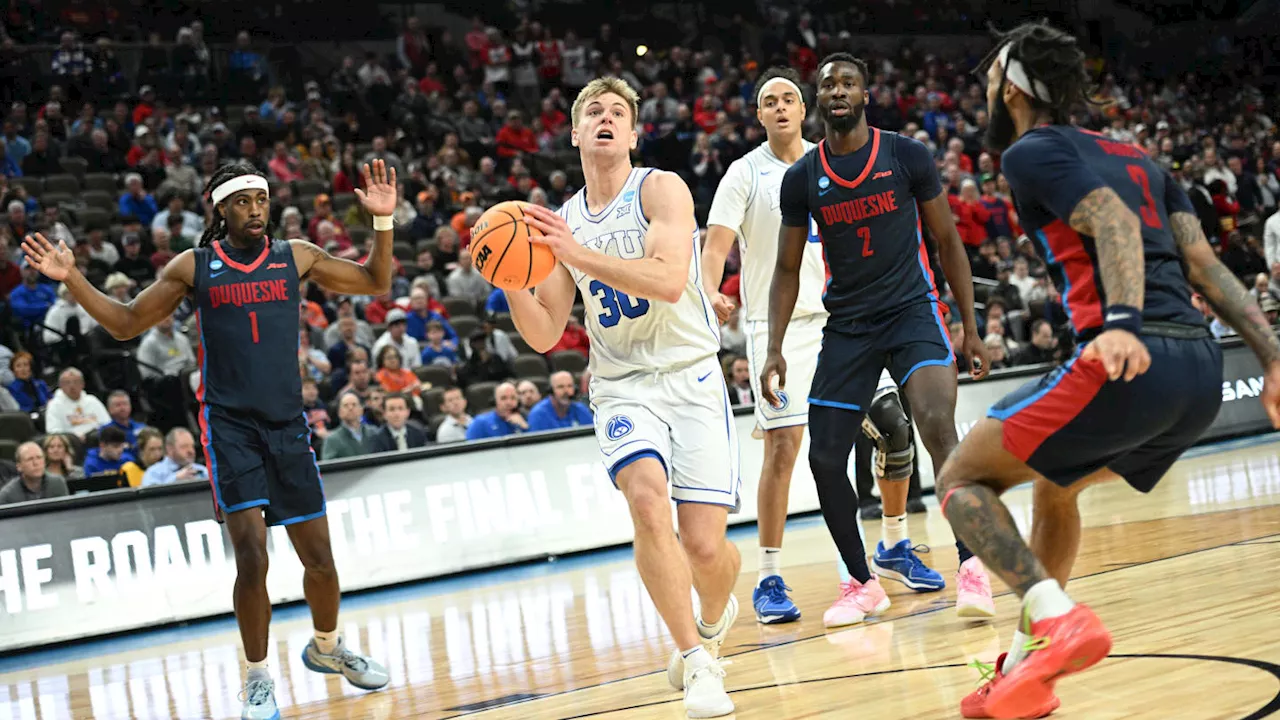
860,388,915,481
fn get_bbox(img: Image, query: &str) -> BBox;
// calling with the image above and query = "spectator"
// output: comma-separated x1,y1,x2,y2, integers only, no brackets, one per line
983,334,1011,371
984,317,1020,356
405,287,457,344
83,425,135,476
120,427,166,487
6,201,32,241
113,233,152,285
137,313,195,379
21,132,60,176
980,174,1020,241
338,358,375,403
141,427,209,487
297,329,331,382
307,194,351,247
268,141,303,183
0,442,69,505
118,173,159,226
45,367,109,438
84,227,121,266
476,317,518,364
0,141,19,177
8,352,50,413
326,316,370,372
435,386,472,442
516,379,542,413
1251,272,1280,306
9,260,56,328
548,314,590,357
2,120,31,167
375,345,420,397
42,282,97,346
301,377,330,434
466,381,528,440
485,287,510,315
151,194,204,238
723,355,752,405
496,111,538,160
719,306,747,356
950,178,991,249
321,392,368,460
0,235,22,296
1015,319,1064,366
362,291,398,326
1007,257,1038,308
41,433,83,482
100,390,145,450
446,250,492,305
362,136,404,177
371,309,421,370
457,330,511,386
366,393,427,453
527,371,593,431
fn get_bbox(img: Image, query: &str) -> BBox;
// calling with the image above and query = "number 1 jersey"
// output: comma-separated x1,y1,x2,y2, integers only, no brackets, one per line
558,168,720,381
192,239,304,422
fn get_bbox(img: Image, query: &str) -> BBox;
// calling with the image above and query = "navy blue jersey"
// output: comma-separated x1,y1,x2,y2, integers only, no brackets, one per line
192,239,303,423
1000,126,1205,340
780,128,944,324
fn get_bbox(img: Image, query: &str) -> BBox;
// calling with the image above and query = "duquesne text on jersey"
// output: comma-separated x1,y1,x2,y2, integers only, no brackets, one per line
818,190,899,226
207,278,291,309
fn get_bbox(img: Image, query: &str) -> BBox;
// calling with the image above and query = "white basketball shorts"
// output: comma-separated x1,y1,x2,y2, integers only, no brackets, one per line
589,355,742,510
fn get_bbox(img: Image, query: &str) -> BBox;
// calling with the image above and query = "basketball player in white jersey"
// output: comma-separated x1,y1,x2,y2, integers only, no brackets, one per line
512,77,740,718
702,68,947,629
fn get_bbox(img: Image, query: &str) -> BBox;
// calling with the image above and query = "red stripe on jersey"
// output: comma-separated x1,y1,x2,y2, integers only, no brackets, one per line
914,211,939,301
1002,356,1108,461
818,128,881,190
1041,220,1104,333
213,240,271,274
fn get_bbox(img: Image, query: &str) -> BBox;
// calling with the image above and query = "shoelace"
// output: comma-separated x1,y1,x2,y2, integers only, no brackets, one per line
969,659,997,687
689,659,727,684
320,641,370,673
762,579,793,604
957,566,988,594
239,679,274,706
905,544,933,573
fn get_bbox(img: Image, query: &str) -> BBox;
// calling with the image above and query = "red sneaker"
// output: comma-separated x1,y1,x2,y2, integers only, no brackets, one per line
961,653,1059,719
985,605,1112,719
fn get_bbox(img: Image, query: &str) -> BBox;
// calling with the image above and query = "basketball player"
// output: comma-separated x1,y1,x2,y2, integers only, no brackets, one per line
761,53,994,629
702,67,942,628
510,77,739,718
23,160,399,720
938,23,1280,719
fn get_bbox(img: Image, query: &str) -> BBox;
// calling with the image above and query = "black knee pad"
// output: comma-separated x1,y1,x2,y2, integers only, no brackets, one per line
861,389,915,481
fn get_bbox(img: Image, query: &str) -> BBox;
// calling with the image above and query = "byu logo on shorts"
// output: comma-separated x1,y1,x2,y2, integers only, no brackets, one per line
771,390,790,410
605,415,634,440
210,259,224,270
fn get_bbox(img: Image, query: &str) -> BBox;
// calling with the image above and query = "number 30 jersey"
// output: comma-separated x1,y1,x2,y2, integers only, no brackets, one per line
558,168,720,381
192,238,304,422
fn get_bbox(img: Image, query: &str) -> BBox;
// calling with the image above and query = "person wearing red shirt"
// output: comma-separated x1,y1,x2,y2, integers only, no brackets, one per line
537,30,563,87
132,86,156,126
362,292,398,325
1209,179,1240,243
495,111,538,160
417,64,445,96
464,17,489,70
307,194,351,245
692,86,720,133
948,179,991,249
787,42,817,79
548,315,590,358
539,97,567,135
267,142,303,183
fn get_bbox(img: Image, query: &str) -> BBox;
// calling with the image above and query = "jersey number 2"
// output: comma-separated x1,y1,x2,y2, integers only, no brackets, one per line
858,227,874,257
590,280,650,328
1126,165,1163,229
248,311,260,344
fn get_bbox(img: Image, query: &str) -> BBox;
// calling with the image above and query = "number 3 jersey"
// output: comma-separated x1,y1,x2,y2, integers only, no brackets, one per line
192,239,304,422
558,168,720,381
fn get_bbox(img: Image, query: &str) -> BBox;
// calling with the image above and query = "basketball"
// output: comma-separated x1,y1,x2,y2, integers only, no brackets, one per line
468,201,558,291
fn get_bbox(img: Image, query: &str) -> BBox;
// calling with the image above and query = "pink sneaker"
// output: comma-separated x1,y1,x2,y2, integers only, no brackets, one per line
823,576,891,629
956,557,996,619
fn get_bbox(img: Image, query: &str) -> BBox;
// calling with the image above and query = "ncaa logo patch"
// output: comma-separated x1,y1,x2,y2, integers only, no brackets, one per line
606,415,634,441
210,260,224,270
770,390,790,410
818,176,831,190
622,190,636,203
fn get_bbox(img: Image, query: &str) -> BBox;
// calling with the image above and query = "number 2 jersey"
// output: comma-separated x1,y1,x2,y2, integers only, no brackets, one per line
999,125,1206,341
780,128,945,325
192,239,304,422
558,167,720,381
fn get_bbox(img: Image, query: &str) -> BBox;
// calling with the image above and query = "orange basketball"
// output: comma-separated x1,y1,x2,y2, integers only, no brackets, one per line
469,201,557,291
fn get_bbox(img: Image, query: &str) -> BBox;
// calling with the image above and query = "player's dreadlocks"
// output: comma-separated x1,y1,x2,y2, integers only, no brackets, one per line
753,66,804,106
976,20,1094,124
199,161,267,248
816,52,870,84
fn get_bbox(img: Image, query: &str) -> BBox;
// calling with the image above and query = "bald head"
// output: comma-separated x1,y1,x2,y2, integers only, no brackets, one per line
494,381,518,415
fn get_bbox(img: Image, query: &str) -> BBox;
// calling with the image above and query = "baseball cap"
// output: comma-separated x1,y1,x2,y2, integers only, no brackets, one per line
139,85,154,96
979,173,996,185
134,125,150,138
386,308,408,324
1157,120,1170,131
121,232,141,246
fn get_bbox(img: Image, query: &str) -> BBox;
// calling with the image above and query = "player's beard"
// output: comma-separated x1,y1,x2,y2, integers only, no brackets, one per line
822,97,865,134
986,85,1018,152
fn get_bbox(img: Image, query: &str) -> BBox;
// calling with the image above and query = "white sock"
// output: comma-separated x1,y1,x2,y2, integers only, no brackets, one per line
758,547,781,582
682,645,713,670
882,514,908,547
1023,579,1075,623
245,658,270,684
1002,629,1033,674
697,612,724,640
314,629,340,655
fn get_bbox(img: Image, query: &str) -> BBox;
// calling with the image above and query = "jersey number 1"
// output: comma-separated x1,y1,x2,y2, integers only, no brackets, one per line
1126,165,1163,230
248,311,260,344
858,227,874,257
590,280,650,328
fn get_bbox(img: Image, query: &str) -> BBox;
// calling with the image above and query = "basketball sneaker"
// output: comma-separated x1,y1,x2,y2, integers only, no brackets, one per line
984,605,1111,719
961,653,1059,718
823,576,890,629
301,637,390,690
683,651,734,718
239,677,280,720
872,540,945,592
956,557,997,618
752,575,801,624
667,593,739,690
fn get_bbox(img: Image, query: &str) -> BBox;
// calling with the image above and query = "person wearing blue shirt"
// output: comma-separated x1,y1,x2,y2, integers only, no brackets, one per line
485,288,510,315
419,320,459,366
83,425,135,475
465,382,528,440
141,428,210,486
118,173,159,226
8,262,56,328
100,390,146,451
7,351,51,412
404,287,457,343
527,371,594,432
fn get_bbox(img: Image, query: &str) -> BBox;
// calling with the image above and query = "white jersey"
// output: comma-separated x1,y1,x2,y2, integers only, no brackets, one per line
707,140,828,324
559,167,720,381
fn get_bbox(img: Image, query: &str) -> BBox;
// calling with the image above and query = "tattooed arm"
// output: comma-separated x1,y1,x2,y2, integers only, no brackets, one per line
1068,186,1145,311
1171,211,1280,365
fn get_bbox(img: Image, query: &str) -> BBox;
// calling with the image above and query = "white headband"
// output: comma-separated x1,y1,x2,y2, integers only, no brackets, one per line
998,44,1051,104
757,77,803,107
210,175,270,205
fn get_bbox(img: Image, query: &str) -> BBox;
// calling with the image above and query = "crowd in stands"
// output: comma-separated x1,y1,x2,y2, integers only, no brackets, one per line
0,3,1276,502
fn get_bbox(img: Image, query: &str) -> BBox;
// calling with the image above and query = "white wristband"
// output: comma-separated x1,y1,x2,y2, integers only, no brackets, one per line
373,215,394,231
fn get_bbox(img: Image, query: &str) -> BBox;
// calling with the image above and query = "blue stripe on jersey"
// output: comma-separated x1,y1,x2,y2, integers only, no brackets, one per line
1035,229,1075,329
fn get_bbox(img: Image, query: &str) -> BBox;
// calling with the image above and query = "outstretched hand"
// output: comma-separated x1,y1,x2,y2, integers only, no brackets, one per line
21,233,74,282
355,159,398,218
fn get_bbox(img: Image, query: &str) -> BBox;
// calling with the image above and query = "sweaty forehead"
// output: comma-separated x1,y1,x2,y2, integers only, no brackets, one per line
820,62,863,84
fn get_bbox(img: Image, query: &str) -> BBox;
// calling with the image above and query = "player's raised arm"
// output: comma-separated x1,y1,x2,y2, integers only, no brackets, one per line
293,160,397,296
703,161,750,323
523,172,693,304
22,233,192,340
505,262,576,353
760,162,809,406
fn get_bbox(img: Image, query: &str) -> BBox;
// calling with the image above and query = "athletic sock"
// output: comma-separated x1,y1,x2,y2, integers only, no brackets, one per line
697,612,725,640
1002,629,1033,674
956,538,974,565
314,629,340,655
683,645,713,670
881,514,907,547
758,547,781,582
1023,579,1075,623
245,658,270,684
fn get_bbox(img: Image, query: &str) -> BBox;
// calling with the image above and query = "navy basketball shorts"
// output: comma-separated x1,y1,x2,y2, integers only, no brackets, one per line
810,301,954,413
198,405,326,525
988,333,1223,493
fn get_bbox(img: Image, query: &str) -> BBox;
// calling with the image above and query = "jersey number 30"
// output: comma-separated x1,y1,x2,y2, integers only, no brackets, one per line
590,280,650,328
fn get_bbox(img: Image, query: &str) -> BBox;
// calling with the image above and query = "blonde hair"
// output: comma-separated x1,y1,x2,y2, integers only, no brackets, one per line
571,77,640,128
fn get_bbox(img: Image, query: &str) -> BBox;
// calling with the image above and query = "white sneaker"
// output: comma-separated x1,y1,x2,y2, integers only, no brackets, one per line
239,678,279,720
683,652,734,718
667,593,739,690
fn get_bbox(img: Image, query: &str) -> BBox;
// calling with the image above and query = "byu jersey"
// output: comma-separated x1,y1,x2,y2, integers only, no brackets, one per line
559,168,720,380
707,140,828,324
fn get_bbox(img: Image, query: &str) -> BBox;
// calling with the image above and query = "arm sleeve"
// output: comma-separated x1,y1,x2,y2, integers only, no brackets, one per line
779,159,810,228
899,136,944,202
705,160,752,233
1001,132,1107,223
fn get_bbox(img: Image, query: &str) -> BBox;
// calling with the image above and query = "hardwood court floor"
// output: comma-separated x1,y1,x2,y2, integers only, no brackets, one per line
6,438,1280,719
